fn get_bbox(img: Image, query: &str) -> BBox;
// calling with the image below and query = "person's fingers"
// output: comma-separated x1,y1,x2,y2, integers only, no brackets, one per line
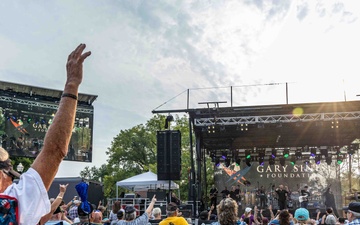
73,43,86,57
68,44,86,62
79,51,91,63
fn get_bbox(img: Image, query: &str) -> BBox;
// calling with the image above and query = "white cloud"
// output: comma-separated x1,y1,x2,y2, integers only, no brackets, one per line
1,0,360,177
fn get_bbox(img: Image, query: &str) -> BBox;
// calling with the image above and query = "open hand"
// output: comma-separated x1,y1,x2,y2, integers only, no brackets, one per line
66,44,91,87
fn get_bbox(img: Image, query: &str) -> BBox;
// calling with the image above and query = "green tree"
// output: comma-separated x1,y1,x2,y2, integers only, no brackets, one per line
80,164,108,182
81,114,195,199
79,114,220,203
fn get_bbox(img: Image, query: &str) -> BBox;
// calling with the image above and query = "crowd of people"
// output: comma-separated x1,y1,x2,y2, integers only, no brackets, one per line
202,197,360,225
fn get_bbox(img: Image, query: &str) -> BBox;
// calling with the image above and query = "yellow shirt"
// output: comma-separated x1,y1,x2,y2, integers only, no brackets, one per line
159,216,189,225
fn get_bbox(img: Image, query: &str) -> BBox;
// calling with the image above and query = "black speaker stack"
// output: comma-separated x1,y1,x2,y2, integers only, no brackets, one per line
157,130,181,180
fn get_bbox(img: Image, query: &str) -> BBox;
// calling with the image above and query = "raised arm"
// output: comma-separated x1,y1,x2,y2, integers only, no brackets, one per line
208,205,215,220
268,205,275,220
146,195,157,216
38,183,69,225
31,44,91,190
253,206,261,225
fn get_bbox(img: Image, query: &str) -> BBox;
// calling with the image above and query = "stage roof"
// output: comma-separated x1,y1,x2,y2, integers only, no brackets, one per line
188,100,360,153
0,80,98,105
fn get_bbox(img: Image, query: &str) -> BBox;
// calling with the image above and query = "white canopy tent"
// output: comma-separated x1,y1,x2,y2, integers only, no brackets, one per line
116,171,179,198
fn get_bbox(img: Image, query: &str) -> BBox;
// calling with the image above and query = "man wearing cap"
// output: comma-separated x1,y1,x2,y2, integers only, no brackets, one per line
159,202,188,225
117,195,157,225
241,207,255,225
344,202,360,225
0,44,91,225
294,208,316,225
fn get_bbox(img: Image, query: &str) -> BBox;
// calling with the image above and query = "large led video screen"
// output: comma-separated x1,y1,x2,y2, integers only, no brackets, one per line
0,101,94,162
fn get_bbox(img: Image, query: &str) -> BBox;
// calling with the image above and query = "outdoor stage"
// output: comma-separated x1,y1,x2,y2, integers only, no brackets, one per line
155,99,360,216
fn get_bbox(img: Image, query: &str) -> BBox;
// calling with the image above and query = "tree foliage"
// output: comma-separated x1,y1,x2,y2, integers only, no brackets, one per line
81,114,194,199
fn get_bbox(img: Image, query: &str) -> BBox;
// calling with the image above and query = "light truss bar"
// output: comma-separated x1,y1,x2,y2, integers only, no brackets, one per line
194,111,360,126
0,96,93,114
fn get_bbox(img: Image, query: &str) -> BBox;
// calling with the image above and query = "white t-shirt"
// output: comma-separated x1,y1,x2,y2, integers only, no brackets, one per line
3,168,51,225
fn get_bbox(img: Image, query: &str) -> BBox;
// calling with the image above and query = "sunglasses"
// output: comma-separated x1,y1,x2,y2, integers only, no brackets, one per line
2,169,17,181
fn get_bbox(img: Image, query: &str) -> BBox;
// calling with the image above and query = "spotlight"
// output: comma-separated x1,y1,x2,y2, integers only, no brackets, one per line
258,157,264,166
331,120,339,129
241,124,248,131
215,158,220,167
208,126,216,134
310,148,317,157
245,150,251,159
295,149,302,159
221,151,227,159
225,159,231,167
337,155,343,164
164,114,174,129
326,156,332,165
348,144,359,155
290,156,296,165
279,158,285,166
304,158,310,165
258,149,265,166
235,158,241,166
271,149,277,158
269,157,275,165
283,149,289,158
321,148,328,157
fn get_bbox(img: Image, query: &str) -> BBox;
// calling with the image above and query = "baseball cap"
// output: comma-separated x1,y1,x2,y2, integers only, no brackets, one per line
295,208,309,221
344,202,360,213
125,205,138,214
245,207,252,213
0,148,21,179
78,203,94,216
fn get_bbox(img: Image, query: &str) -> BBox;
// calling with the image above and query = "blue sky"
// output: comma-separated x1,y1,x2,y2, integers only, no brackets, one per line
1,0,359,177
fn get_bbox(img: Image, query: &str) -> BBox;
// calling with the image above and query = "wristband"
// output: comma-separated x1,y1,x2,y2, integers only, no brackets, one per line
57,196,63,199
61,93,78,100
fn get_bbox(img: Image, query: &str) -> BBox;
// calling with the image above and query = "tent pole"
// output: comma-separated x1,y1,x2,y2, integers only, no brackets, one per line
116,184,118,199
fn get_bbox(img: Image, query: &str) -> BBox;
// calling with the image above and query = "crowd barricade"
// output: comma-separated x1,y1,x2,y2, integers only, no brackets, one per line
107,198,168,217
107,198,201,219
